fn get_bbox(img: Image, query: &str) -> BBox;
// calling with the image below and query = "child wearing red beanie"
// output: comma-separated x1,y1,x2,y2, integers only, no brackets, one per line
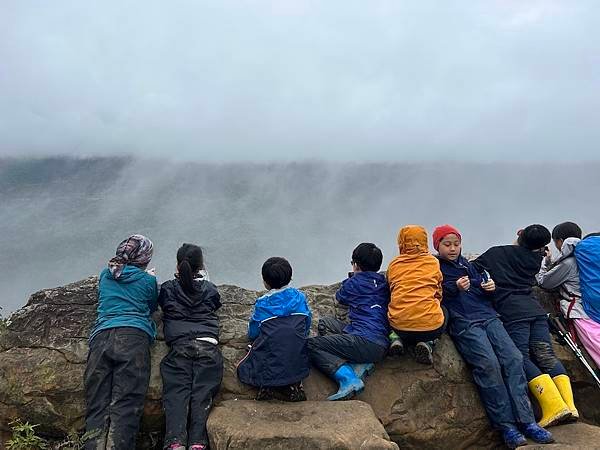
434,225,554,448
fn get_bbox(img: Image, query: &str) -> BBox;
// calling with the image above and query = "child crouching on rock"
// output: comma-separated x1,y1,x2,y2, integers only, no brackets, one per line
237,257,312,401
158,244,223,450
307,243,390,400
434,225,553,448
84,234,158,450
474,225,577,427
387,225,447,364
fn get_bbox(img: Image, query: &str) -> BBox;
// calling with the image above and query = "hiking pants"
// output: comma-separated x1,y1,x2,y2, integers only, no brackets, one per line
504,316,567,381
84,327,151,450
450,317,535,430
307,317,387,377
161,340,223,448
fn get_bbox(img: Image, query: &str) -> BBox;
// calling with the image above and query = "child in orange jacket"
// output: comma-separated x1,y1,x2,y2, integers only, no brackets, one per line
387,225,446,364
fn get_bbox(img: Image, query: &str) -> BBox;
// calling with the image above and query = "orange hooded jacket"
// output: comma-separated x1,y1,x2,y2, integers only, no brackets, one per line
387,225,444,332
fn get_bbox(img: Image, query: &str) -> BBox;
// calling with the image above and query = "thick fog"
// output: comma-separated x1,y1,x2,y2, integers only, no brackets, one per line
1,157,599,313
1,1,599,161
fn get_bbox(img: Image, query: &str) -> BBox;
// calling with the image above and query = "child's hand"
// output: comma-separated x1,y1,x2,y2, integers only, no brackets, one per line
456,276,470,291
481,279,496,292
146,267,156,276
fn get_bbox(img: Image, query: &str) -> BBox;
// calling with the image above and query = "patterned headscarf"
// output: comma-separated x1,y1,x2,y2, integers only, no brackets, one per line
108,234,154,279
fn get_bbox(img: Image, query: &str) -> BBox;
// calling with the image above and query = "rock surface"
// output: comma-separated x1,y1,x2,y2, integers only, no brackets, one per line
0,278,599,449
207,400,398,449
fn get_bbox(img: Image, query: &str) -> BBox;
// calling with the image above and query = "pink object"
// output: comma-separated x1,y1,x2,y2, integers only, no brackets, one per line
573,318,600,368
189,445,206,450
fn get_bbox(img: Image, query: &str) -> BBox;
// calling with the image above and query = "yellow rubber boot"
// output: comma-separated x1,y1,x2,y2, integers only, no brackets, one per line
553,374,579,420
528,374,572,427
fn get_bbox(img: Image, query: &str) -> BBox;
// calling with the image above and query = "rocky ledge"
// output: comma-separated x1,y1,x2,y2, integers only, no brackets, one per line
0,278,599,449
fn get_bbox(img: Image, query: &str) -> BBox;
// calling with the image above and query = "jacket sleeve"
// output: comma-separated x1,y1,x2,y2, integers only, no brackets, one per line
536,261,571,290
248,298,268,341
157,282,167,309
472,252,490,273
335,279,352,306
148,277,159,313
208,285,222,311
247,305,261,341
442,279,459,299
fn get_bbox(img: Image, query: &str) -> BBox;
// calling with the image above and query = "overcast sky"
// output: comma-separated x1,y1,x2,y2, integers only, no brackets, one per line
1,1,598,161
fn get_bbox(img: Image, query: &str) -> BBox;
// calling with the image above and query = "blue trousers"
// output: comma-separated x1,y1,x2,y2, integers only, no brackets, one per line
503,316,566,381
450,317,535,431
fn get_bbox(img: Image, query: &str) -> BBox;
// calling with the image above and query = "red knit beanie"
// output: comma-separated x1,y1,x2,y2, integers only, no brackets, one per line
433,225,462,251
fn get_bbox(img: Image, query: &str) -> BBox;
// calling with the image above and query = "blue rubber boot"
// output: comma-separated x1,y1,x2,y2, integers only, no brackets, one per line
502,428,527,449
327,364,364,401
350,363,375,381
521,422,554,444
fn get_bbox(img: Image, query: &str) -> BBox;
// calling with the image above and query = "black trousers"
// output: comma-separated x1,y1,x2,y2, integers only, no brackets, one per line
307,317,387,377
160,340,223,448
392,306,448,345
84,327,151,450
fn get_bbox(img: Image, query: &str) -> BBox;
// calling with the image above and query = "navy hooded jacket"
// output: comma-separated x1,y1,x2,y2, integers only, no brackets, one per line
158,277,221,345
237,287,312,387
437,255,497,322
336,271,390,348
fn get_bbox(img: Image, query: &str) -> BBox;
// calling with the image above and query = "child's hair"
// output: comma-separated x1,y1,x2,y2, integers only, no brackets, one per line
352,243,383,272
517,224,551,250
177,243,204,296
552,222,582,241
262,257,292,289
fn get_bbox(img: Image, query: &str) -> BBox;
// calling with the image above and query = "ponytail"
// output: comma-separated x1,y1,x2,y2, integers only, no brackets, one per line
176,243,204,297
178,259,196,296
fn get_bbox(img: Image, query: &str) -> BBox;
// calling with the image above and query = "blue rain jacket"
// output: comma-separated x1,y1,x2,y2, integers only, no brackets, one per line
336,271,390,347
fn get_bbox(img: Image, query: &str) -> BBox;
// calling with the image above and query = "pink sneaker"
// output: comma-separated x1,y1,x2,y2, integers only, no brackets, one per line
168,444,185,450
189,445,206,450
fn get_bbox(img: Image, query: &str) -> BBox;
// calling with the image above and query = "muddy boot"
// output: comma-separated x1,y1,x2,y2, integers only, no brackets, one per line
327,364,364,401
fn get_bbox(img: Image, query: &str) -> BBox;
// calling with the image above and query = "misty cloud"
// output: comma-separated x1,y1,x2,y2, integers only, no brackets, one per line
1,1,599,161
2,157,600,313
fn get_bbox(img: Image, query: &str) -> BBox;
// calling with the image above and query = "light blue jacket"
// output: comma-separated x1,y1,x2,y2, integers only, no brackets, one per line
248,287,312,340
90,266,159,342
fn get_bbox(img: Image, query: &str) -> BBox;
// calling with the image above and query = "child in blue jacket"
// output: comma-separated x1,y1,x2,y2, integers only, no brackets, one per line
434,225,553,449
308,243,390,401
84,235,158,450
237,257,312,401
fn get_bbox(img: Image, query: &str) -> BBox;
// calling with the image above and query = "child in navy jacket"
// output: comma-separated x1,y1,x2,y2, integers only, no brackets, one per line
237,257,312,401
308,243,390,401
434,225,553,448
158,244,223,450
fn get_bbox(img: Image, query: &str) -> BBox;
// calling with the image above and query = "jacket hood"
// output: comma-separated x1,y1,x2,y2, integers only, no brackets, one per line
398,225,429,255
106,265,148,283
558,237,580,260
258,287,308,317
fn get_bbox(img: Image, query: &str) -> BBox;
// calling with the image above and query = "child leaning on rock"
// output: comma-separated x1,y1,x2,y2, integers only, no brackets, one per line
84,234,158,450
434,225,554,448
158,244,223,450
473,224,577,428
307,243,390,401
536,222,600,369
237,257,312,401
387,225,447,364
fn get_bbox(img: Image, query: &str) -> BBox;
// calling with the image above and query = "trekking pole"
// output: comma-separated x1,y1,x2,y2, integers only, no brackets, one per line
548,314,600,390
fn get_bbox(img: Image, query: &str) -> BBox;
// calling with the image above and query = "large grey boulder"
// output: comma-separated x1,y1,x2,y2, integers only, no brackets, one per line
0,278,599,449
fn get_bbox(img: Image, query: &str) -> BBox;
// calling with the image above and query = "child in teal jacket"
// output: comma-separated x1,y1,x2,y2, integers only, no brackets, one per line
84,234,158,450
